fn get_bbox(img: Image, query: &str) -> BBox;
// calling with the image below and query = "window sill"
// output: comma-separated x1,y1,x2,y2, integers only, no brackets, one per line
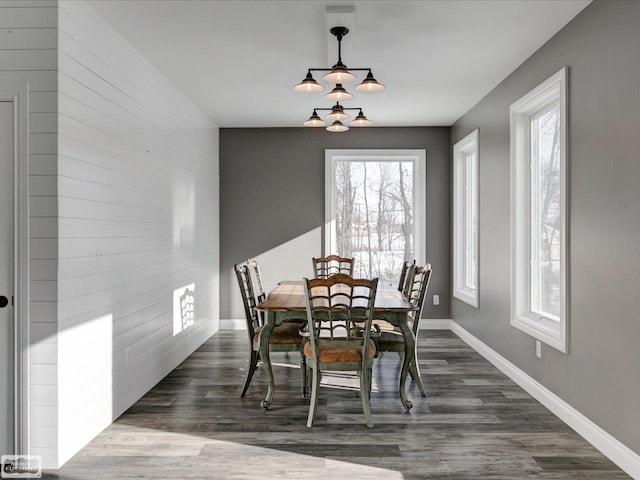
453,288,478,308
511,313,567,353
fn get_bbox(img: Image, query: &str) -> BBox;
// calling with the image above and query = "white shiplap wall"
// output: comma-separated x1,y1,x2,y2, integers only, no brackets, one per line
56,0,219,467
0,0,59,467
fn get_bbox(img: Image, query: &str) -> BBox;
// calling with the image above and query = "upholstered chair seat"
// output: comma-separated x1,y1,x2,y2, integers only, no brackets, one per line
254,322,305,345
304,339,376,363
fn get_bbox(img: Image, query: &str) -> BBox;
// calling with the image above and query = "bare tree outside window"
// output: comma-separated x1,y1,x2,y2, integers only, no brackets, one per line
531,104,561,319
334,160,414,287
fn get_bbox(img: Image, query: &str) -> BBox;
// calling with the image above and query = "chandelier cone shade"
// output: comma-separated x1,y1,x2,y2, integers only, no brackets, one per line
354,71,386,93
350,109,372,127
294,71,325,93
325,104,350,121
325,84,354,102
323,62,357,84
326,120,349,132
303,110,327,127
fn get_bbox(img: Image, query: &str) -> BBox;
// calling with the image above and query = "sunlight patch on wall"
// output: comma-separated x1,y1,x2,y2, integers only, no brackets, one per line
172,181,195,247
173,283,195,336
228,227,322,322
58,313,113,464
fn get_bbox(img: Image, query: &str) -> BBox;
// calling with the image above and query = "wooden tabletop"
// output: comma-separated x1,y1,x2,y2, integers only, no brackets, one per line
257,281,417,312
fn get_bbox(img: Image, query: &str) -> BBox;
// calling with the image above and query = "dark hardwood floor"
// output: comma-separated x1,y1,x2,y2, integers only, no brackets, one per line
43,330,630,479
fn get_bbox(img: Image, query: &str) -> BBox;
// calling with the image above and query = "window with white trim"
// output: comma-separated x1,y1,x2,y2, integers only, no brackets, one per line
510,67,568,352
453,129,479,307
325,149,426,288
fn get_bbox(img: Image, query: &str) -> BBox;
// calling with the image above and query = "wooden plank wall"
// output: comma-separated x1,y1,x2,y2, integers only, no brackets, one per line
55,0,219,467
0,0,59,467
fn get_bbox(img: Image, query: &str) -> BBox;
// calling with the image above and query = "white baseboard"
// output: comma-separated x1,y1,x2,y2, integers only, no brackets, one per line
449,321,640,480
220,318,246,330
420,319,453,329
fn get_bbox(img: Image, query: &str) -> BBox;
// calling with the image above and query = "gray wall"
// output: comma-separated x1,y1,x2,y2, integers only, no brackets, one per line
451,0,640,454
220,127,450,320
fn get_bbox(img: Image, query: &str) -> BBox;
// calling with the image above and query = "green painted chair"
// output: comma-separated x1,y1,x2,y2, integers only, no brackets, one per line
245,258,306,323
302,273,378,428
374,263,432,397
235,260,306,397
312,255,354,279
397,259,416,294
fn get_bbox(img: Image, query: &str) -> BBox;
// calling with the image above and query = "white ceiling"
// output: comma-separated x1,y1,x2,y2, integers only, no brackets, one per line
87,0,590,128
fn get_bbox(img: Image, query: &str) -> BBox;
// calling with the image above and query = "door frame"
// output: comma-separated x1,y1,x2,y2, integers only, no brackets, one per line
0,83,30,454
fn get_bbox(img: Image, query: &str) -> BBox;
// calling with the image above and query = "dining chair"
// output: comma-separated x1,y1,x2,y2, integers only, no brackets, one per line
246,257,306,324
374,263,432,397
312,254,354,279
234,261,307,397
303,273,379,428
397,259,416,294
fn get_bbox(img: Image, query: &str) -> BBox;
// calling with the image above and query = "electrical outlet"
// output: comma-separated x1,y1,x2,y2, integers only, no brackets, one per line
536,340,542,359
433,294,440,306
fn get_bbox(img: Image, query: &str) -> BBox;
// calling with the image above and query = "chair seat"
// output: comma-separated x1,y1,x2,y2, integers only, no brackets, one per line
304,339,376,362
377,330,404,345
253,322,304,345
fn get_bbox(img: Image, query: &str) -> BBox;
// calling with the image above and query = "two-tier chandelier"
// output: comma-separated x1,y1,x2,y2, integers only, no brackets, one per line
294,26,385,132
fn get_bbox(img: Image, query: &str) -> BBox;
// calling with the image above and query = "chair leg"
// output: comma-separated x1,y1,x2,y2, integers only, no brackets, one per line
305,365,312,398
307,367,321,428
241,349,260,397
359,366,374,428
299,352,307,397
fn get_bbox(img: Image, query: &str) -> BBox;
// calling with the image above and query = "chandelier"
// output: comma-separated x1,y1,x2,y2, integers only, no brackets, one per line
294,26,385,132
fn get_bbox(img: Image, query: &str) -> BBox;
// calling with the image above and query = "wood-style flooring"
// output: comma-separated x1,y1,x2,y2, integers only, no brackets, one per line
43,330,631,479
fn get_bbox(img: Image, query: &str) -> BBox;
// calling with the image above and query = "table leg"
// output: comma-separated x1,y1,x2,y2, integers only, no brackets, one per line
258,312,276,410
398,318,415,412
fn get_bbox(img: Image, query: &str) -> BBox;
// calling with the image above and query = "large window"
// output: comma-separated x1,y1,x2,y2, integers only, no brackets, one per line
510,67,568,352
453,129,479,307
325,149,426,287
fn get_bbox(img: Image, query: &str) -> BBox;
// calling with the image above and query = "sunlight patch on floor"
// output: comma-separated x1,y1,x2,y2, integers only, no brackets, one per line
320,371,379,393
77,424,405,479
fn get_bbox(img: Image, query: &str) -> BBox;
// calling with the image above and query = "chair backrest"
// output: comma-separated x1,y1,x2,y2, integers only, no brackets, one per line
234,261,263,341
303,273,378,363
397,259,416,294
405,263,432,334
245,258,266,303
312,255,354,279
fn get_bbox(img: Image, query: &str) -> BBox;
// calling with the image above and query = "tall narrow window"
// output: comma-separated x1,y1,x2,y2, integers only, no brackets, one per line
510,67,568,352
453,129,479,307
325,149,426,288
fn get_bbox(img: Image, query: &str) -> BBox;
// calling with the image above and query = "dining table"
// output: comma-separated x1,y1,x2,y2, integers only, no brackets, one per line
256,280,419,412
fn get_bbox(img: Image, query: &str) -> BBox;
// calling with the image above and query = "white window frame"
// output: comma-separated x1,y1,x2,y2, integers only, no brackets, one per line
325,149,427,269
510,67,568,353
453,129,479,308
